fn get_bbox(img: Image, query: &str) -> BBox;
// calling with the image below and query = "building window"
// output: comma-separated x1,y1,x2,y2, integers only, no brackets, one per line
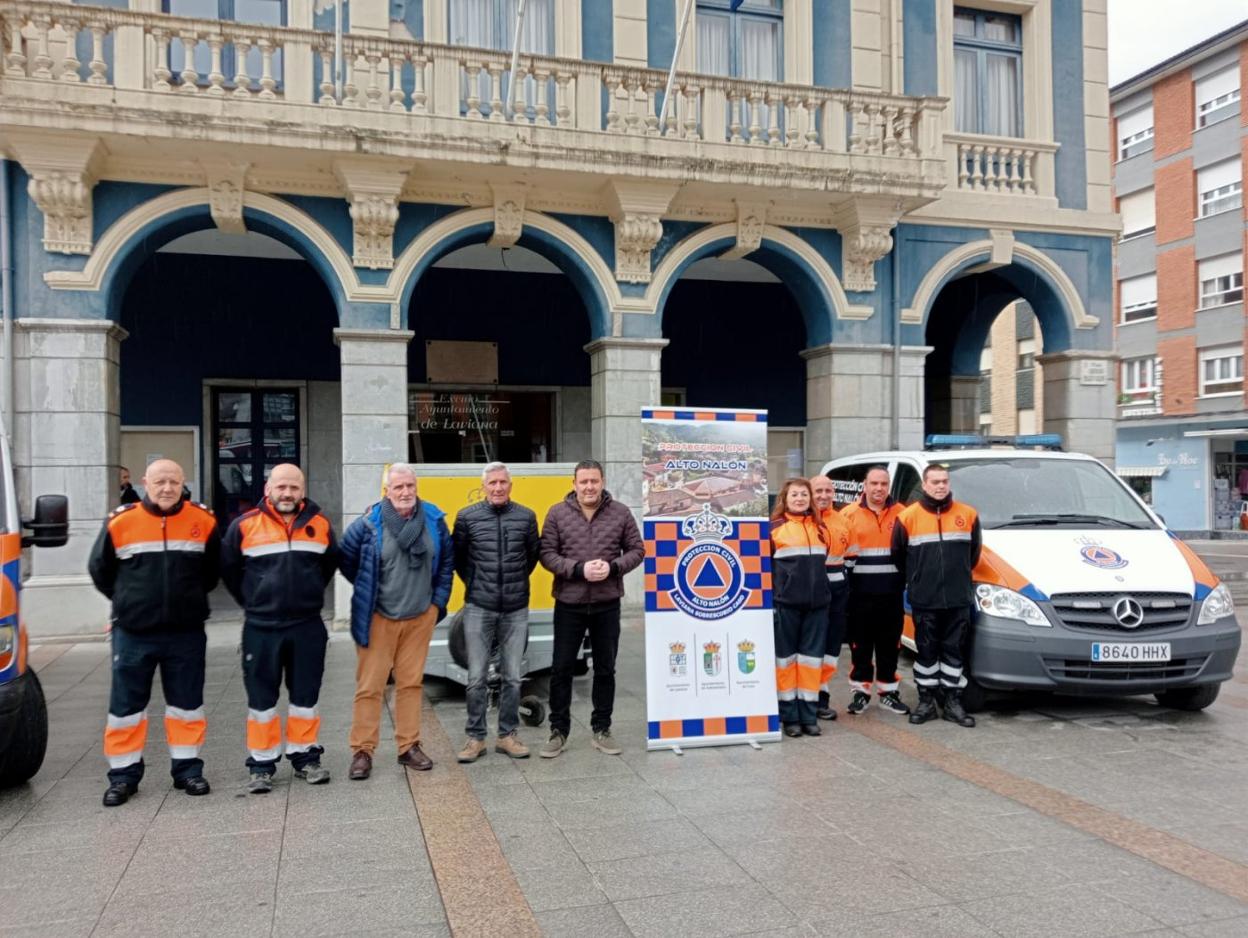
164,0,286,86
953,7,1023,137
1121,356,1158,394
1017,338,1035,371
1199,253,1244,309
1199,346,1244,397
697,1,783,137
1198,158,1243,218
1195,64,1241,128
449,0,554,52
1119,273,1157,323
1119,188,1155,240
1116,104,1153,160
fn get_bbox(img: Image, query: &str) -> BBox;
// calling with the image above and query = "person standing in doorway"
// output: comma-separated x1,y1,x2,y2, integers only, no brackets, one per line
538,460,644,758
89,459,220,806
340,463,454,779
452,461,541,762
770,478,831,738
809,474,851,722
220,464,339,792
118,466,141,505
891,465,981,728
842,466,910,716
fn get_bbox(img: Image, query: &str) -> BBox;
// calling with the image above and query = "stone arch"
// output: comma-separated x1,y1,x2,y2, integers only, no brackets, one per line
389,207,619,339
645,223,866,346
43,188,365,320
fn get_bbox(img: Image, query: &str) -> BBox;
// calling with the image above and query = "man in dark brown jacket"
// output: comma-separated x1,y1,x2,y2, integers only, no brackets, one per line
539,459,644,758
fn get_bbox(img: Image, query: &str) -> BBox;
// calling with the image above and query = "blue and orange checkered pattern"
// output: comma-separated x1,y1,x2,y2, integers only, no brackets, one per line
641,408,766,422
648,715,780,741
643,520,772,613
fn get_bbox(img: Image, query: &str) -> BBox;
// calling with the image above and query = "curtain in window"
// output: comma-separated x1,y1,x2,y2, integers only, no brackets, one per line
739,18,780,81
984,53,1019,136
451,0,554,116
697,13,730,75
451,0,494,46
509,0,554,53
954,48,977,133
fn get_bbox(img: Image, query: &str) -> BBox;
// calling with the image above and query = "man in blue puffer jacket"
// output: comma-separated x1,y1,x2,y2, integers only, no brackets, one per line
340,463,453,780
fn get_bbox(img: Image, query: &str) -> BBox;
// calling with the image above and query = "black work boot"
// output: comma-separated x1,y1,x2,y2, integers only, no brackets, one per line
816,690,837,721
941,690,976,727
908,688,939,725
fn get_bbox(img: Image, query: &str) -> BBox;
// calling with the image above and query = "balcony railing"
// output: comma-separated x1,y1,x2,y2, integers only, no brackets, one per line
946,132,1059,199
3,1,946,165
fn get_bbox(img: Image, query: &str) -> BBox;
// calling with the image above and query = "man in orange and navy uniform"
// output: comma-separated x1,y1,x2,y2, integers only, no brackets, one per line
890,464,981,728
221,463,338,792
88,459,220,807
842,465,910,716
810,475,851,722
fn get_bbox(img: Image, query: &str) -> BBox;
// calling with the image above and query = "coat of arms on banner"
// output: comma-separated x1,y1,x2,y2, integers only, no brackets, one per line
702,641,722,677
737,640,756,674
669,642,687,677
671,505,749,620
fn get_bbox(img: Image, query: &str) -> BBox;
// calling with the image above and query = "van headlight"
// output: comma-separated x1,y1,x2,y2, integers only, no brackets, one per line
975,583,1050,627
1197,583,1235,625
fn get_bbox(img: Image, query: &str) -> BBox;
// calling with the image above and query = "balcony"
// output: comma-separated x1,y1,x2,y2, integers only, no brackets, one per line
1,1,948,210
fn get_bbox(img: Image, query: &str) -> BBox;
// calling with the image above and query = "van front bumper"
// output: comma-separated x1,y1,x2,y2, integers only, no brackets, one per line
970,612,1242,696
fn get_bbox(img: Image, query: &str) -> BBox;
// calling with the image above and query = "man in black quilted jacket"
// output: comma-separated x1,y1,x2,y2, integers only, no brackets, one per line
452,461,541,762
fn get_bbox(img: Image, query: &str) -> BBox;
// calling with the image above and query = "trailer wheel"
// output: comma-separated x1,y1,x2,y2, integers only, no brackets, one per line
520,696,546,727
447,610,468,669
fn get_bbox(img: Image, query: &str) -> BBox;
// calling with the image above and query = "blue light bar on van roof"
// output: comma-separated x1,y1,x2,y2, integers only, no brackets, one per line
924,433,1064,451
1014,434,1064,449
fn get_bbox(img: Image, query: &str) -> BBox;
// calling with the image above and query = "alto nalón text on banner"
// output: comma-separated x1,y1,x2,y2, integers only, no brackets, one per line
641,407,780,750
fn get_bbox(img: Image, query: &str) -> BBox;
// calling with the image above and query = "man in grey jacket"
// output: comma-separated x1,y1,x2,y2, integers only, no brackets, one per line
452,461,541,762
538,459,644,758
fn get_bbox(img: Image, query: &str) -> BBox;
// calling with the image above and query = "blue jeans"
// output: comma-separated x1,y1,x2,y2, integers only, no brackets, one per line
464,604,528,739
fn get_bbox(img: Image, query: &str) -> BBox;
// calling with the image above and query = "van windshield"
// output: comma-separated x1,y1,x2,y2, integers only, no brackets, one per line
943,458,1157,530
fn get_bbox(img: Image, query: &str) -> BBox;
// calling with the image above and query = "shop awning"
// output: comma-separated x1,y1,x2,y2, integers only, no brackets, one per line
1116,466,1167,479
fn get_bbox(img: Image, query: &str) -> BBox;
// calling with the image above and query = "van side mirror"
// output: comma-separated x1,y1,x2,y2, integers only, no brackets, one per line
22,494,69,548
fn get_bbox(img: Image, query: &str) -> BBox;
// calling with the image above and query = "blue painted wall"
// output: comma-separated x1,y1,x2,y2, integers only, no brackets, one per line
814,0,852,89
647,0,675,68
902,0,938,95
583,0,614,62
1050,0,1087,209
1117,427,1210,531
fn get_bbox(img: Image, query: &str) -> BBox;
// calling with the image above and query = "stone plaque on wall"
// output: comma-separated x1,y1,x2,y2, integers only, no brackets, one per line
1079,359,1108,386
426,340,498,384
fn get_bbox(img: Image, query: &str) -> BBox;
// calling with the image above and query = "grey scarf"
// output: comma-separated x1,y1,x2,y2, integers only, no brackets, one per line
380,498,428,569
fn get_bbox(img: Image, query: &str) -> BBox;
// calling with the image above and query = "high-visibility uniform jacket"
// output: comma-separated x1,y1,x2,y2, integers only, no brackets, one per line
890,493,982,610
770,513,831,608
819,506,852,586
221,498,338,626
843,496,905,595
88,498,221,633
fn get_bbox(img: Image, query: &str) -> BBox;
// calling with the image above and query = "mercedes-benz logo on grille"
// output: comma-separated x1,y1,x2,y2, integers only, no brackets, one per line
1112,596,1144,629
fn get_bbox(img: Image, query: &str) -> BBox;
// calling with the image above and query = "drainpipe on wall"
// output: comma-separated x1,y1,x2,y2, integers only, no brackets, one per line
1,158,13,444
890,242,902,449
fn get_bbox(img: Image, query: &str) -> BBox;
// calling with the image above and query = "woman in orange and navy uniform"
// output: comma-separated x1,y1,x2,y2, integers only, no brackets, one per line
220,464,339,792
88,459,220,807
769,478,832,737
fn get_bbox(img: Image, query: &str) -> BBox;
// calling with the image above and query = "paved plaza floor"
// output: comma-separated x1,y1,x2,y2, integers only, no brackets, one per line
3,541,1246,936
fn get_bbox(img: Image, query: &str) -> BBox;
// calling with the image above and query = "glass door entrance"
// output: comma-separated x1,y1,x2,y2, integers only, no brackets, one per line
212,388,300,523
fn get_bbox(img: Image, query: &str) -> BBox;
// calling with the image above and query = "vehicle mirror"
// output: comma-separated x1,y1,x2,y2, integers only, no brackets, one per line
22,494,69,548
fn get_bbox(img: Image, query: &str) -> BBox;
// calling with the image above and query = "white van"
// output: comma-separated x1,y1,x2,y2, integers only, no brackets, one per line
821,436,1241,712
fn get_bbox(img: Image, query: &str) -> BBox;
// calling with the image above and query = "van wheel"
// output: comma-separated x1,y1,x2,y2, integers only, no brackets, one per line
1156,684,1220,712
960,677,989,714
0,672,49,787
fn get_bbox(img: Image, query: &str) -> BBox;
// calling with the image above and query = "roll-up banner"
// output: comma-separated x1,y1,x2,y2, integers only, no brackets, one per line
641,407,780,751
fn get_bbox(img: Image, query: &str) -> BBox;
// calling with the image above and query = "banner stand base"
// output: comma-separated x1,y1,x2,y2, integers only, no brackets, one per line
646,732,781,753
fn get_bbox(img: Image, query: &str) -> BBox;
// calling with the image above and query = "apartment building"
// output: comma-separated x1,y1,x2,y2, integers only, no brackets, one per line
1111,19,1247,531
0,0,1117,633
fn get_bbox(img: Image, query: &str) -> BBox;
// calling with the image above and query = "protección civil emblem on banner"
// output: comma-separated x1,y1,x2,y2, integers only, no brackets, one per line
641,406,780,751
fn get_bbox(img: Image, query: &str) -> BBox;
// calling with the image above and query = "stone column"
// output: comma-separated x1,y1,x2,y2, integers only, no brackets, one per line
12,318,125,637
586,338,667,515
333,328,414,624
1037,350,1118,464
802,343,930,476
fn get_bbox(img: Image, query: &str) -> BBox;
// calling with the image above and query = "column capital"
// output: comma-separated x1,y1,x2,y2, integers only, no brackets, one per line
584,337,670,355
832,196,905,293
333,328,416,347
601,181,679,284
7,131,106,256
800,342,932,360
332,158,413,270
16,317,128,342
1035,349,1121,365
